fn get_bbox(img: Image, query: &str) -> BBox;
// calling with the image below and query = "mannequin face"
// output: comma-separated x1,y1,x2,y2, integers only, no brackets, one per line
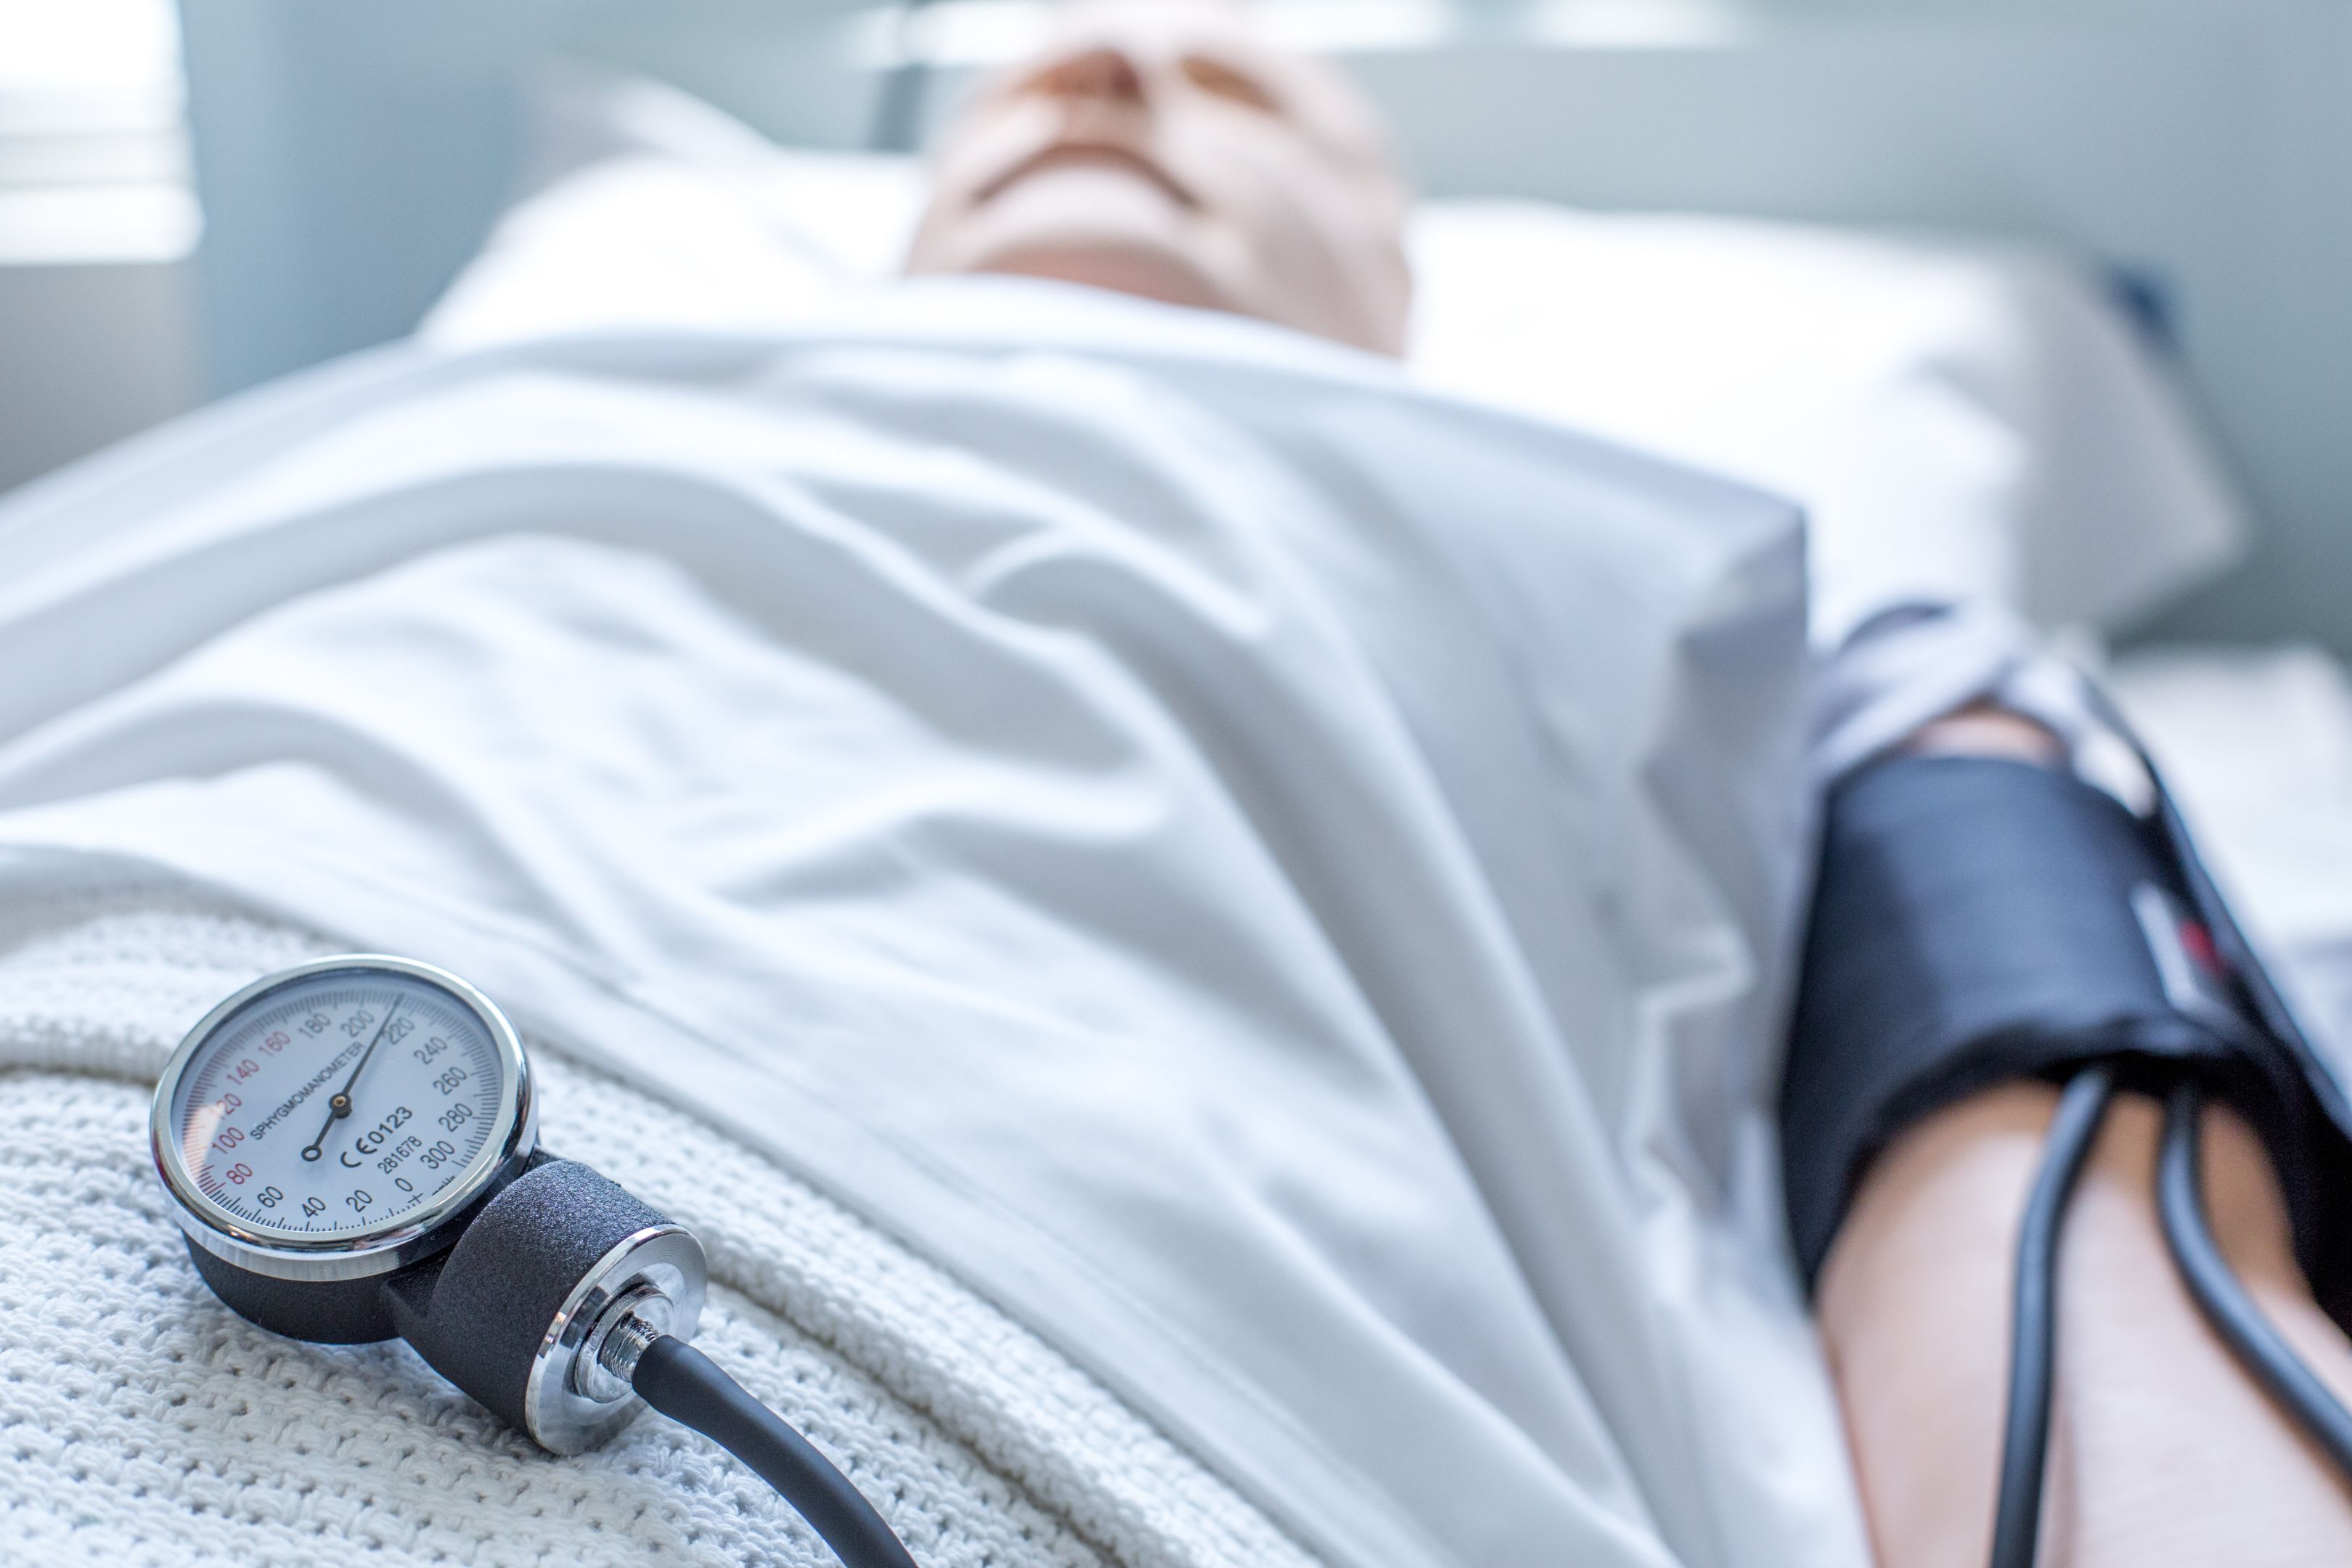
905,0,1413,355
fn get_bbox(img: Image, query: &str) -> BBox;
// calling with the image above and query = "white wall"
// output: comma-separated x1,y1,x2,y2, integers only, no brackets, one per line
0,258,196,496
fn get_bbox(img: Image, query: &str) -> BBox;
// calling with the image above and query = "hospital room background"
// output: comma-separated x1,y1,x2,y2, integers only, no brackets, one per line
4,1,2352,1564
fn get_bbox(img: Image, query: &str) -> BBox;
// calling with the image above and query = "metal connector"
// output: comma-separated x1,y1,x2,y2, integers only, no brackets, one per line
592,1293,671,1392
573,1283,675,1405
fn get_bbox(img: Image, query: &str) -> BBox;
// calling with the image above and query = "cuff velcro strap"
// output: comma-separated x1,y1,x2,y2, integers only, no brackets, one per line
1779,754,2313,1286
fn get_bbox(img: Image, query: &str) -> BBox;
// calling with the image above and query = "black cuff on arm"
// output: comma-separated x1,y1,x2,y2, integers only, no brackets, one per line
1779,754,2330,1291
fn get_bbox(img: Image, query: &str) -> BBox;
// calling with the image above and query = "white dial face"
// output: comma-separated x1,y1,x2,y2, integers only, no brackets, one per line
166,968,516,1244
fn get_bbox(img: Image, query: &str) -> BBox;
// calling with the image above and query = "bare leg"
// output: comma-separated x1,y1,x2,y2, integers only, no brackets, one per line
1819,1083,2352,1568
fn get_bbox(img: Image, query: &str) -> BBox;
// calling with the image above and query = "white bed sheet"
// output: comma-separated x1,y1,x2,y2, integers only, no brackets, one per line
0,280,1855,1568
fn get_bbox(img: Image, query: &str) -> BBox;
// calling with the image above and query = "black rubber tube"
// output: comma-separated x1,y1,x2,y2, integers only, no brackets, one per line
2157,1080,2352,1479
1989,1066,2115,1568
633,1334,920,1568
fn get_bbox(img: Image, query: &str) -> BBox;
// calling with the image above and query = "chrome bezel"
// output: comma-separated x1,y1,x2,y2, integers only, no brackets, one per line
150,954,536,1283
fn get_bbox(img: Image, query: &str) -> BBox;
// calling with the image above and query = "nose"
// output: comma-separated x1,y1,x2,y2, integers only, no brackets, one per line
1032,45,1148,107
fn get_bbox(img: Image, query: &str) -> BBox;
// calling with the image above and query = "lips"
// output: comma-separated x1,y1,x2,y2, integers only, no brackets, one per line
973,140,1196,211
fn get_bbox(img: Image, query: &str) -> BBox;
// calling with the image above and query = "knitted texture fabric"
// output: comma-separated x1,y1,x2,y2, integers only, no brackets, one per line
0,883,1321,1568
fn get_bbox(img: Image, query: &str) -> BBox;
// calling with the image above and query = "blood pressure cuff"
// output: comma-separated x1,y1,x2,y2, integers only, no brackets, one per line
1781,753,2352,1315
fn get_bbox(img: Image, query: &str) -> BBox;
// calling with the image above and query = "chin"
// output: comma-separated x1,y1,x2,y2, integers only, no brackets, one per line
908,163,1244,317
967,235,1233,315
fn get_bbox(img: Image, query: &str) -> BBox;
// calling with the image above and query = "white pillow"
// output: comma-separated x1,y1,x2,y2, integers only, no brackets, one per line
1405,204,2245,638
426,72,2247,637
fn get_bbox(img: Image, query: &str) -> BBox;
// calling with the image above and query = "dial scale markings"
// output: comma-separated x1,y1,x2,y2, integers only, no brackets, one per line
168,971,508,1241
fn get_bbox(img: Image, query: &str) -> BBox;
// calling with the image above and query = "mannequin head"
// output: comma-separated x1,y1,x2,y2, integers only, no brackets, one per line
904,0,1413,355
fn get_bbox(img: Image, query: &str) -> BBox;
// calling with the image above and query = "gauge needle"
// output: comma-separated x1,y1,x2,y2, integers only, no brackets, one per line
298,996,403,1164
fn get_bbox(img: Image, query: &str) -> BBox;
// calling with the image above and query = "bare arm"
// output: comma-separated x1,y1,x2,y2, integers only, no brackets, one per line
1815,708,2352,1565
1821,1084,2352,1567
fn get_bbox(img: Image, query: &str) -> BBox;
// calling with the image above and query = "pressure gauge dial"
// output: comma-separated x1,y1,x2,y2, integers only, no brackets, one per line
152,955,536,1283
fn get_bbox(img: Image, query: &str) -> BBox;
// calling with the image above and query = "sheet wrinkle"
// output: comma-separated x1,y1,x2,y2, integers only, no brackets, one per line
776,351,1292,588
1250,390,1826,1566
856,472,1474,1093
1222,454,1787,1568
942,530,1645,1485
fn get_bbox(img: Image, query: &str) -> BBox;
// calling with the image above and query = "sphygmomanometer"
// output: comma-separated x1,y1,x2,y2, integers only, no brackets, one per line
150,955,918,1568
1784,742,2352,1568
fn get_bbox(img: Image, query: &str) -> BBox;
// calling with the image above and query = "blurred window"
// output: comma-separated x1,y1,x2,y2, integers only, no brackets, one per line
0,0,197,264
857,0,1747,70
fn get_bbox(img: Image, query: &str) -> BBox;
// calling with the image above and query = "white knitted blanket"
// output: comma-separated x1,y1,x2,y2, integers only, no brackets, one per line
0,885,1318,1568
